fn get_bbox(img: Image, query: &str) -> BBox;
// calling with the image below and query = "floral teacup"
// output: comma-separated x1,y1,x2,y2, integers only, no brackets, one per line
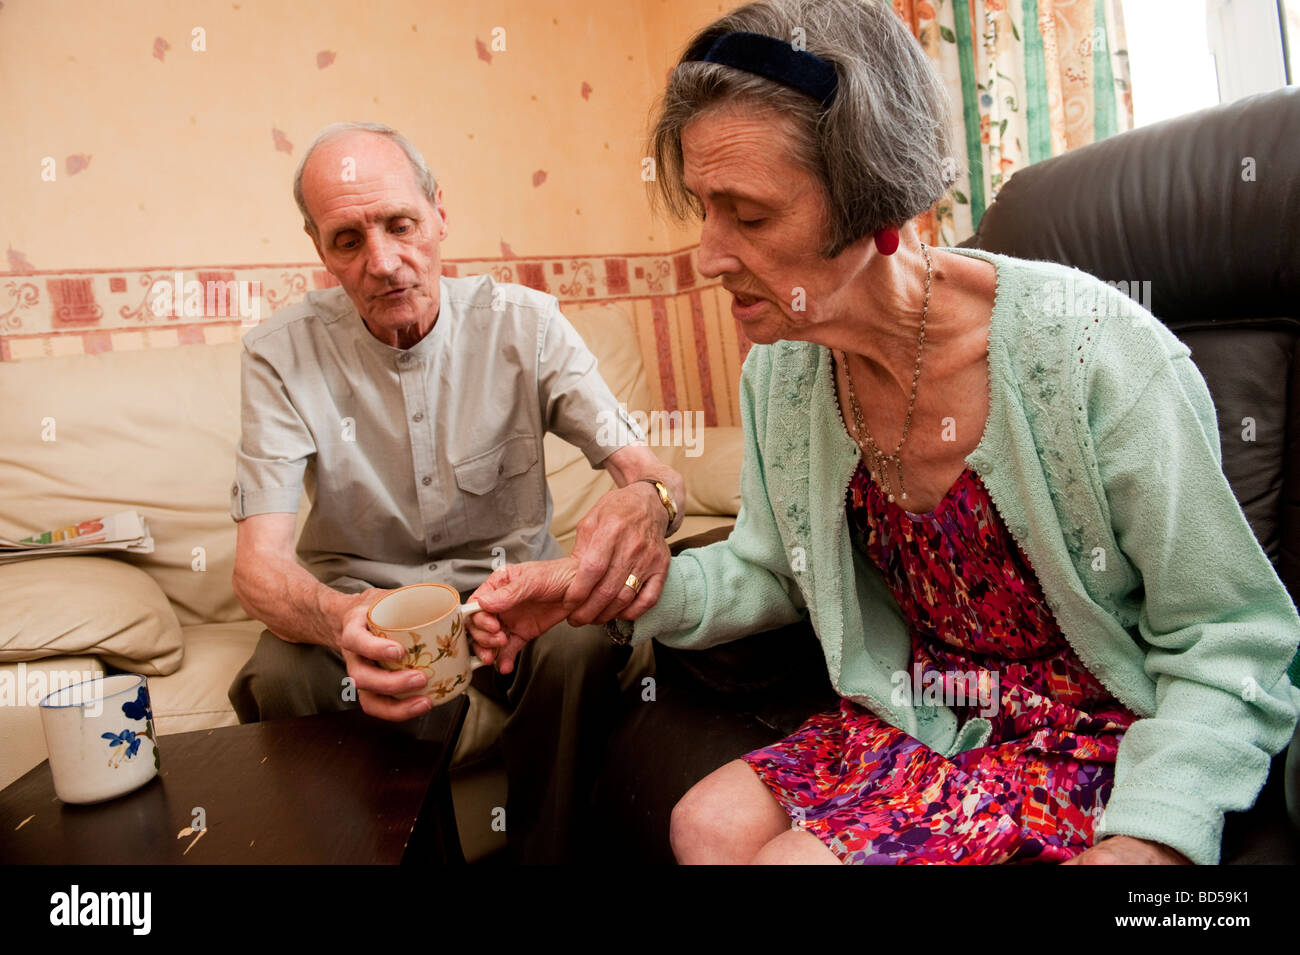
366,583,484,705
38,673,159,804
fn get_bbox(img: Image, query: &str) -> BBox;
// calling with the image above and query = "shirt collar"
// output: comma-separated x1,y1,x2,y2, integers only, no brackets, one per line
324,278,451,364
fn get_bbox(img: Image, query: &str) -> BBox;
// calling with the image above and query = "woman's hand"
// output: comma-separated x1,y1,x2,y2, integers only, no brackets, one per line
467,558,580,674
1063,835,1192,865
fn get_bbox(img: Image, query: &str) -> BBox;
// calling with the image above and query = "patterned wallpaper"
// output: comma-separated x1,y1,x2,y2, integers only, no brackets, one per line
0,246,746,427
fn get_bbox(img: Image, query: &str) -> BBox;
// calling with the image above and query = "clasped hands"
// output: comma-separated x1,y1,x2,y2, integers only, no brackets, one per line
467,480,671,673
451,485,1197,867
1062,834,1192,865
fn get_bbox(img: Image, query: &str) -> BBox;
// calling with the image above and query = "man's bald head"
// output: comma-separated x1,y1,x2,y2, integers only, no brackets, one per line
294,122,450,345
294,122,438,240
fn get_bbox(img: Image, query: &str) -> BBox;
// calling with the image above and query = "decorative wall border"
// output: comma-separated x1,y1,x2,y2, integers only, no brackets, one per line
0,246,710,362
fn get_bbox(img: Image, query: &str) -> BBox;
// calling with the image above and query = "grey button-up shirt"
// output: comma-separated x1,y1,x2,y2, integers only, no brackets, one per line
231,275,642,596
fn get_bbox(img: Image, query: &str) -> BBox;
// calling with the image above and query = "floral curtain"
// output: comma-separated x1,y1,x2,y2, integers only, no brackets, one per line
893,0,1134,245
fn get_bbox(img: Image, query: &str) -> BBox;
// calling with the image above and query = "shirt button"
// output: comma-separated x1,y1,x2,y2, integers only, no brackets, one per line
412,411,424,422
422,475,432,486
398,354,411,365
427,563,437,571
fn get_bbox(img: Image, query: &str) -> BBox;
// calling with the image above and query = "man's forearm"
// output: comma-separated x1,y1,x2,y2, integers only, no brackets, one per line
233,555,356,650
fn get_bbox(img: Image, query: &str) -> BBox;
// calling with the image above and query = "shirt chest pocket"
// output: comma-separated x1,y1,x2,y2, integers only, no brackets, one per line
452,434,544,543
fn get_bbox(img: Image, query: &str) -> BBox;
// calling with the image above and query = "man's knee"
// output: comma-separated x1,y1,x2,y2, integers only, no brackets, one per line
501,621,631,715
516,621,630,682
228,629,354,723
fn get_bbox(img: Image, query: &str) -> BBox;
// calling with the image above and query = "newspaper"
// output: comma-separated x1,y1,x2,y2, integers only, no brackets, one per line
0,511,155,564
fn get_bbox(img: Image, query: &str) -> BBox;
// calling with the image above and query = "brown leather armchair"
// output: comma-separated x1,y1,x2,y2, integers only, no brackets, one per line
589,86,1300,864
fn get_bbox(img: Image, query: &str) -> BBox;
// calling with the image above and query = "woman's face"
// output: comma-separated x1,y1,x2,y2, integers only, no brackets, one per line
681,107,871,346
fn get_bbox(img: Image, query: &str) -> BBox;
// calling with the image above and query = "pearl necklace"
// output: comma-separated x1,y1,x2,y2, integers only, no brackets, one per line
839,242,933,504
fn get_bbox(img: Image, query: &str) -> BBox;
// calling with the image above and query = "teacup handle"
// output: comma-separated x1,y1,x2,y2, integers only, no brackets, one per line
460,601,488,670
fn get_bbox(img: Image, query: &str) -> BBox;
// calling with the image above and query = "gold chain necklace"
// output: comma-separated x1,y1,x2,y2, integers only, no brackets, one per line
840,242,932,504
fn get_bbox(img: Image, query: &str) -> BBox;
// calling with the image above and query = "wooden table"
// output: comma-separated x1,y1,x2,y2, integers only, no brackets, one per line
0,700,469,865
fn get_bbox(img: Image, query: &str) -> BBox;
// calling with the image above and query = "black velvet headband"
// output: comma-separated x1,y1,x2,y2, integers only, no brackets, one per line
684,31,839,108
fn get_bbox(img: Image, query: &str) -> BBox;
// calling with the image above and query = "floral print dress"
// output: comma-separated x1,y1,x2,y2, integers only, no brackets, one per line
740,462,1137,864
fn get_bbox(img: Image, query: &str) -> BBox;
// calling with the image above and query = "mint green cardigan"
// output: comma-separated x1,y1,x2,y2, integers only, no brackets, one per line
633,247,1300,865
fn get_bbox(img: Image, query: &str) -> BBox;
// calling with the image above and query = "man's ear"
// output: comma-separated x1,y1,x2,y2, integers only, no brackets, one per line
306,226,327,265
433,186,449,241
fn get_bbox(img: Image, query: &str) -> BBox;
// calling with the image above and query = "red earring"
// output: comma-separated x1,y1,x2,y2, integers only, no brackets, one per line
873,226,900,255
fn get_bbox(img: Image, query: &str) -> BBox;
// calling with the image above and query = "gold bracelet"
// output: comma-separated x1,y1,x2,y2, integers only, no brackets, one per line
639,478,678,537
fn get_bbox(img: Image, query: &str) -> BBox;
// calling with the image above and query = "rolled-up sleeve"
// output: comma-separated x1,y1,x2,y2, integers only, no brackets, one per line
536,300,644,466
230,341,316,521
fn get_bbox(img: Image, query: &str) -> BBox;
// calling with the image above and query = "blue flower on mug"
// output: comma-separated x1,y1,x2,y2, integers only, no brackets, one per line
121,686,152,722
102,729,141,766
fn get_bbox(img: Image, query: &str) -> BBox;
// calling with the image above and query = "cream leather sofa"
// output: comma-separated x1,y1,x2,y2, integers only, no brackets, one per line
0,301,740,858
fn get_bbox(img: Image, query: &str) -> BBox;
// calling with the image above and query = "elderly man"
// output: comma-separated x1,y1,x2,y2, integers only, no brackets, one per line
227,121,684,863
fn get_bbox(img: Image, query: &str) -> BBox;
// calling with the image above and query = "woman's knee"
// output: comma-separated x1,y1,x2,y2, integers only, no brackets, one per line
668,779,719,863
669,760,788,864
751,828,843,865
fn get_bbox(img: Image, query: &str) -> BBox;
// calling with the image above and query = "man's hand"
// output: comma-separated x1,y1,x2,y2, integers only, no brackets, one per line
565,481,671,627
1062,835,1192,865
468,558,579,674
333,588,454,722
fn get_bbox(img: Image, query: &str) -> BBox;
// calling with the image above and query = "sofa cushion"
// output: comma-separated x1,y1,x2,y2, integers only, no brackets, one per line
677,426,744,516
0,556,184,674
544,302,655,543
544,302,745,550
0,342,247,627
668,514,736,546
143,620,262,736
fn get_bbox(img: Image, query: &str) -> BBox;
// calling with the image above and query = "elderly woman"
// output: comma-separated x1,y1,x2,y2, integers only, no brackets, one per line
468,0,1300,865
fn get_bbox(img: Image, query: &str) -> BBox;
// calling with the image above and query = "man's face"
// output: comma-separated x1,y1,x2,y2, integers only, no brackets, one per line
301,132,449,340
681,108,872,346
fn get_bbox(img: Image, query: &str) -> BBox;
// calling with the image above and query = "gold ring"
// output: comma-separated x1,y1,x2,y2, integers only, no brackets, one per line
624,573,643,594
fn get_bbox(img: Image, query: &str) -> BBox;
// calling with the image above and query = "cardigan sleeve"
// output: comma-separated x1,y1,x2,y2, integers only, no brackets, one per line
1089,345,1300,865
629,345,808,649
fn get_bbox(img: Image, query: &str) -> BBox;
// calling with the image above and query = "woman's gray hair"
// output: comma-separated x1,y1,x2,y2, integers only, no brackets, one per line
293,122,439,238
649,0,956,258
